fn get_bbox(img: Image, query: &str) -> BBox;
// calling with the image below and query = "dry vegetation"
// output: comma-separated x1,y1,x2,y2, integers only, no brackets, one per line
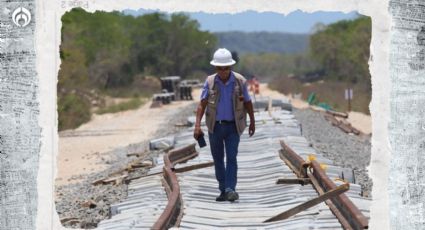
270,77,371,114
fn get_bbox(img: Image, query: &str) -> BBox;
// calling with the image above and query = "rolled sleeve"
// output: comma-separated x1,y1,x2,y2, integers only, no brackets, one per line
242,82,251,102
200,80,209,101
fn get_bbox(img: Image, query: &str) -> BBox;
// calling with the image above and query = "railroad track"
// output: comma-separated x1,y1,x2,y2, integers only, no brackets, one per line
97,106,370,229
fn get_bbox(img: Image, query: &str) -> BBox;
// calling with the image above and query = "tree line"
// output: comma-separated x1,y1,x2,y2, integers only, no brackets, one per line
267,16,372,113
59,8,217,92
58,8,217,130
215,31,309,54
309,16,371,85
58,9,371,130
238,16,371,86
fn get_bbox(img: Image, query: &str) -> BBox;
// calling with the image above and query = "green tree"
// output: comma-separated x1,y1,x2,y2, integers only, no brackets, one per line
58,9,218,130
164,13,216,76
309,16,371,85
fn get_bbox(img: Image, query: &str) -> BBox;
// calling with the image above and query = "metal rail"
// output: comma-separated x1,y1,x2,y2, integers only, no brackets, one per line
279,139,369,229
279,140,309,178
151,144,198,229
309,160,369,229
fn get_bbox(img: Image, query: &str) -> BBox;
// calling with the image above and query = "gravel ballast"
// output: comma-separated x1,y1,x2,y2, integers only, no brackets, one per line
293,108,373,197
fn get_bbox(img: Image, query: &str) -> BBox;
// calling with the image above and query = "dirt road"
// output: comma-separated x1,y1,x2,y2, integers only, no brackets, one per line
56,90,201,185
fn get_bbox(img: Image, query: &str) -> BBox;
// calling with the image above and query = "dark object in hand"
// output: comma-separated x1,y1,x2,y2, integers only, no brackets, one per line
197,134,207,148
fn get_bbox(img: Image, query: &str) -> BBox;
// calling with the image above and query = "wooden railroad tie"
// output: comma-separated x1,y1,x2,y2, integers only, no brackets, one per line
276,178,311,185
264,183,349,223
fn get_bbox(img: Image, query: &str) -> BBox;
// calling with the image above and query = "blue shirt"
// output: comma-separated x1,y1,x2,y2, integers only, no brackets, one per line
200,72,251,121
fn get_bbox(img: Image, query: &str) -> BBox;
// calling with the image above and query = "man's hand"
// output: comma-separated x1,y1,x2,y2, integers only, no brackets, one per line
193,126,204,140
244,101,255,137
194,100,207,140
248,121,255,137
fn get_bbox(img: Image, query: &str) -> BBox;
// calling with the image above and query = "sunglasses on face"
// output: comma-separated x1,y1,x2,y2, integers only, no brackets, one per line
216,66,230,71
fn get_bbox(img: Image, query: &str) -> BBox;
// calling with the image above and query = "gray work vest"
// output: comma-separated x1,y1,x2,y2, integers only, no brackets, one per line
205,71,247,136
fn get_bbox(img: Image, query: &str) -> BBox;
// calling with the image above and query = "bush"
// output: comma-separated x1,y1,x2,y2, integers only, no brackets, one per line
100,75,161,98
96,98,146,114
58,93,91,131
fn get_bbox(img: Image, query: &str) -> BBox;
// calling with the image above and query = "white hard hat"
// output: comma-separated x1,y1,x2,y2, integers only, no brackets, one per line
210,48,236,66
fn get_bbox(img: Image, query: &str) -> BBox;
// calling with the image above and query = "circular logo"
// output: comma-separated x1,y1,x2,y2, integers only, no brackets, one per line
12,7,31,27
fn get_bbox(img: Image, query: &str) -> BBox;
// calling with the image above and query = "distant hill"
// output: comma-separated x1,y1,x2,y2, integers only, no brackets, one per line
214,31,309,54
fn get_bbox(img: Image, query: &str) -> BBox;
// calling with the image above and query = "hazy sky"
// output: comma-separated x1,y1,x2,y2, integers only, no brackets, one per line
123,9,359,34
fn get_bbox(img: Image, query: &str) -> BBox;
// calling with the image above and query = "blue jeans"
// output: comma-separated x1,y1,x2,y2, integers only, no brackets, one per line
208,123,240,193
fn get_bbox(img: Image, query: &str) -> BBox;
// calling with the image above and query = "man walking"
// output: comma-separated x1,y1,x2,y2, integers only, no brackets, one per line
193,48,255,202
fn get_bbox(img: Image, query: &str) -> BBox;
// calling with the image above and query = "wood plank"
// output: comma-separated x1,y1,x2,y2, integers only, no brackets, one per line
326,110,349,118
338,122,352,133
276,178,311,185
263,183,349,223
307,173,353,230
324,113,340,126
173,162,214,173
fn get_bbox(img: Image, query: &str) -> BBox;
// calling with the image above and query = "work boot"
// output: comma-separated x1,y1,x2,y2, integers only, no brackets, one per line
216,192,226,202
226,190,239,202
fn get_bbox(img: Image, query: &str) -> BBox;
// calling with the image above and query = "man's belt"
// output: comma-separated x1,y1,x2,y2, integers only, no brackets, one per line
216,120,235,124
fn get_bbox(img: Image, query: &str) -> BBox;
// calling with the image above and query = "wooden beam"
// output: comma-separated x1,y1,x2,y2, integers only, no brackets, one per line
326,110,349,118
276,178,311,185
338,122,353,133
93,173,128,185
307,173,353,230
264,183,349,223
124,171,162,183
173,161,214,173
324,113,340,126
